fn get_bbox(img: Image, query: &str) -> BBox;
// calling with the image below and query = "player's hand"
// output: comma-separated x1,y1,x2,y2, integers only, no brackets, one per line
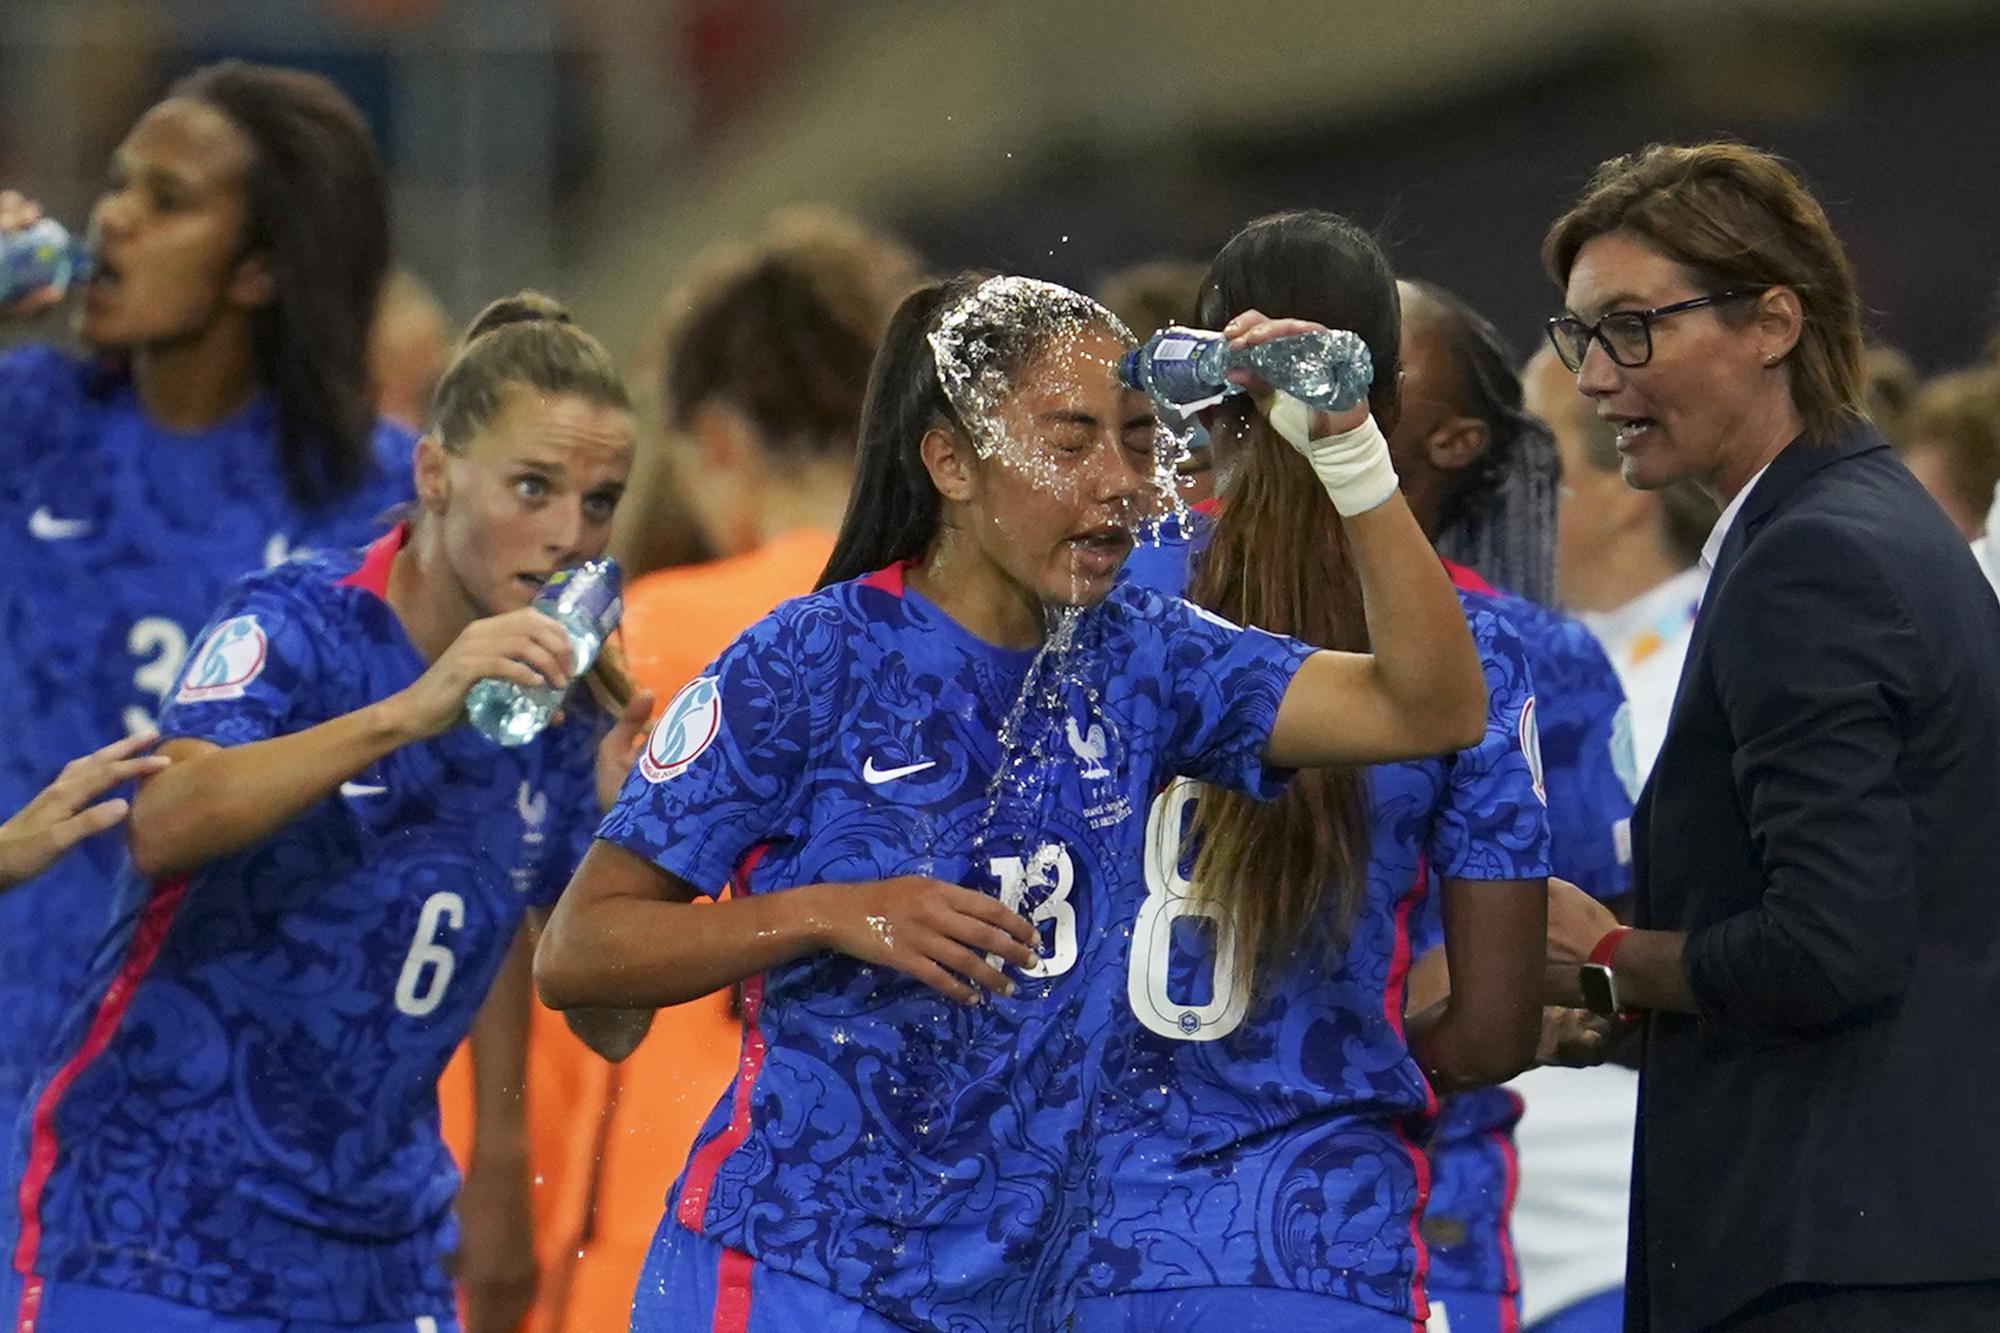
0,191,64,321
819,877,1039,1004
449,1146,538,1333
1545,875,1621,968
0,731,170,890
1222,309,1370,438
595,688,654,809
381,609,575,741
1537,1006,1628,1068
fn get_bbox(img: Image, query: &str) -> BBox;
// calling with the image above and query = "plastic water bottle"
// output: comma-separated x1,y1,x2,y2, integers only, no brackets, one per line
466,558,623,746
1119,325,1373,415
2,219,92,306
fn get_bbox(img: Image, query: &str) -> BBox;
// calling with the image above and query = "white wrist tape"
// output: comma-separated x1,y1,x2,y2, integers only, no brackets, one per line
1266,391,1400,517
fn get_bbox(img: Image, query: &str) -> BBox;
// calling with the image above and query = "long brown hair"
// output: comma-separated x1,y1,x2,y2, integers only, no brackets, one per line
1186,210,1403,995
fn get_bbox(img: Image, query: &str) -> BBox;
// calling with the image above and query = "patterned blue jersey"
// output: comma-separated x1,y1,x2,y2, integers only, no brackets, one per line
597,564,1313,1333
8,525,600,1325
1087,532,1550,1322
0,345,415,1129
1419,564,1633,1300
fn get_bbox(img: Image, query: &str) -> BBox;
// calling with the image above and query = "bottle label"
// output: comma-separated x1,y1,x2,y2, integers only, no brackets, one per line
1142,331,1231,412
540,560,624,635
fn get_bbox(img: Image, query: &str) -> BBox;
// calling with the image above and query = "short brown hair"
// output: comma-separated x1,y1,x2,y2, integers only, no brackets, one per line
1095,260,1206,339
1544,142,1865,443
1897,367,2000,526
657,208,921,457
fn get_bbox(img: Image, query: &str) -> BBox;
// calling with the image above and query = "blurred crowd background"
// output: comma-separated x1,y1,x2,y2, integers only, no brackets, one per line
6,0,2000,376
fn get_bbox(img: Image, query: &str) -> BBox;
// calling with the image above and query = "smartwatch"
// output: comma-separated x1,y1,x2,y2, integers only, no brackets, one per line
1578,926,1635,1019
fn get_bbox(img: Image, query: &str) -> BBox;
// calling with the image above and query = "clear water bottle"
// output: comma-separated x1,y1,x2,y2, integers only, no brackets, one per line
466,558,623,746
2,219,92,306
1119,325,1373,415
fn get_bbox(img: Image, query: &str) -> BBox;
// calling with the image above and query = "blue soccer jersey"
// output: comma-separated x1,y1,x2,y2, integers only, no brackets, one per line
1072,589,1549,1325
596,563,1314,1333
7,525,599,1326
0,345,415,1131
1420,566,1633,1304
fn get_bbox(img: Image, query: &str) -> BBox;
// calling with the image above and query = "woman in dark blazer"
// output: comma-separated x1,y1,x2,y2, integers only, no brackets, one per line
1534,142,2000,1331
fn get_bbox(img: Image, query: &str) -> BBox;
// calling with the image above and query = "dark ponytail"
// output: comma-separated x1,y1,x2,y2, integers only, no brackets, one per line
815,277,975,589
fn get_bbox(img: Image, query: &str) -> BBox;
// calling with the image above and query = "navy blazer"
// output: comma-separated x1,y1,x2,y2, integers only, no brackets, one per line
1627,421,2000,1330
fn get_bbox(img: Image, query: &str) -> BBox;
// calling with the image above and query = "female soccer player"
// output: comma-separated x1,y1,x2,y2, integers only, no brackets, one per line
535,270,1487,1332
4,294,647,1332
1084,211,1551,1333
0,62,414,1140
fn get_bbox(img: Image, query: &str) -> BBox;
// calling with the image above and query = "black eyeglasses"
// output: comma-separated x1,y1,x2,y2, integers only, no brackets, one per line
1545,289,1762,372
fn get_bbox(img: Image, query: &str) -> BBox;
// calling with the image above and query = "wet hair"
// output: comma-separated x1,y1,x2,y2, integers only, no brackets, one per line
430,291,631,453
1404,279,1560,607
816,272,1127,588
171,61,391,509
1185,209,1392,995
1895,366,2000,530
1543,141,1865,443
659,209,921,458
430,291,636,709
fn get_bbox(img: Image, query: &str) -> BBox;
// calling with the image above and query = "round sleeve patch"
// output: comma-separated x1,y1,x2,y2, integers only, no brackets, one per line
640,676,722,782
175,615,269,703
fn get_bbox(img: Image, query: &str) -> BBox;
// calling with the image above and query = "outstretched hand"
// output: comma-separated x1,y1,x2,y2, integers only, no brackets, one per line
0,731,171,889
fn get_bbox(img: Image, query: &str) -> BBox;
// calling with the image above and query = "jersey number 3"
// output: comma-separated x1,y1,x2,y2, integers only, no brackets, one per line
1128,779,1249,1042
395,890,465,1017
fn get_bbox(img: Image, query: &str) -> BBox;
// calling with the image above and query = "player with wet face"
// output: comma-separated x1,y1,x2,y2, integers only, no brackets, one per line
537,271,1488,1330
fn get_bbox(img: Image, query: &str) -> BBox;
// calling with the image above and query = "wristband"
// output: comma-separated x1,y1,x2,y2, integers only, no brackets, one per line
1264,391,1400,517
1587,926,1634,969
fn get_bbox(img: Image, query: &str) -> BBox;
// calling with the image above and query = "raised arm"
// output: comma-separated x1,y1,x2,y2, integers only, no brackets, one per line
1213,313,1485,770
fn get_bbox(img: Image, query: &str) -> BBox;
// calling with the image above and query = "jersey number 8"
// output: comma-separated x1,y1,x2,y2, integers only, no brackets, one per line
1128,779,1250,1042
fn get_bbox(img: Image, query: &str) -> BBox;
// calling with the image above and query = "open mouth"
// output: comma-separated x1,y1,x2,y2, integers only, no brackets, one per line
1608,415,1657,451
514,572,549,597
1065,526,1135,577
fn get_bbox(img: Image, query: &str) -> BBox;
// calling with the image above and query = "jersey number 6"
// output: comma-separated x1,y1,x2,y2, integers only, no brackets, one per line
394,890,465,1018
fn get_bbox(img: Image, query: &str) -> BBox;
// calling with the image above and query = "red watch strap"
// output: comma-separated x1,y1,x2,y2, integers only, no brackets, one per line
1588,926,1634,969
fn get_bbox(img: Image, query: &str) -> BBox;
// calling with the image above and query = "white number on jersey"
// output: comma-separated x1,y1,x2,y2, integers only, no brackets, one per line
394,890,466,1017
124,616,190,736
989,844,1078,978
1128,779,1250,1041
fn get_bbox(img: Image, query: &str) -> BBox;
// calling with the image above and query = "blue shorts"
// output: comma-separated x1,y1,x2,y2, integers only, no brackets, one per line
1072,1288,1419,1332
1523,1286,1622,1333
629,1214,900,1333
0,1267,457,1332
1426,1288,1519,1333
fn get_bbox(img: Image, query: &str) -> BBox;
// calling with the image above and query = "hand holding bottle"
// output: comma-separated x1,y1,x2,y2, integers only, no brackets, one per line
0,192,66,319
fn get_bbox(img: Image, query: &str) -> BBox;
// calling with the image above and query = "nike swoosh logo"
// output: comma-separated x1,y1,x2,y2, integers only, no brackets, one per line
862,757,936,785
29,507,92,540
339,781,389,798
